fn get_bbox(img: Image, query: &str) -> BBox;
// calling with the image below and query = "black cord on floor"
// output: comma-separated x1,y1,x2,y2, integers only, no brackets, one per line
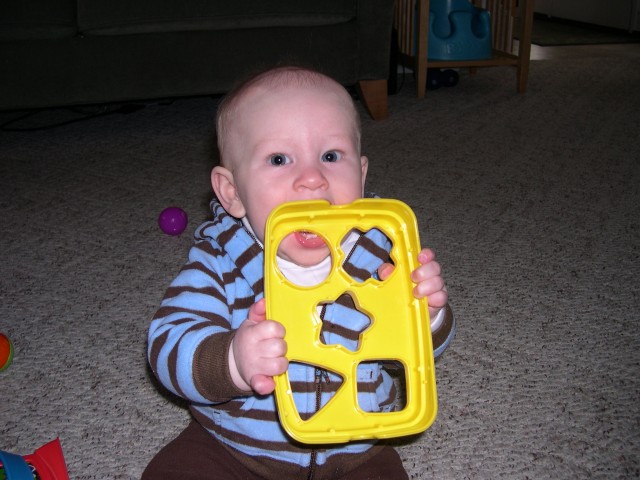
0,104,145,132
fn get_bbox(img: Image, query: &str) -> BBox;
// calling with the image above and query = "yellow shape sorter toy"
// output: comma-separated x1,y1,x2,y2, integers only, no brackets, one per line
264,198,438,444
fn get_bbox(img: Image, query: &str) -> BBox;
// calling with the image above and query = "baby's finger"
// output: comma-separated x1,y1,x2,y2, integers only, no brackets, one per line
417,248,436,265
412,276,446,299
377,262,395,281
253,355,289,383
411,260,442,283
254,319,286,340
261,337,288,359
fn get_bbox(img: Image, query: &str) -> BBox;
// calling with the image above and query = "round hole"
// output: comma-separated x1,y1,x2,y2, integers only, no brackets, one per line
274,229,332,287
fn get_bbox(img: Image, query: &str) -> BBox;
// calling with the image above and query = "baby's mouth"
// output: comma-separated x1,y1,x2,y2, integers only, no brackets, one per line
293,230,327,249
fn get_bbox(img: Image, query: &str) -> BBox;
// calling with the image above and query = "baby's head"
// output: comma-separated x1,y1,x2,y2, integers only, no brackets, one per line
215,66,362,166
212,66,369,267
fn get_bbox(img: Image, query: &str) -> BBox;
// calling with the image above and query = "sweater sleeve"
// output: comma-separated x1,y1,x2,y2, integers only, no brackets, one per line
192,330,252,401
432,303,456,359
147,240,248,404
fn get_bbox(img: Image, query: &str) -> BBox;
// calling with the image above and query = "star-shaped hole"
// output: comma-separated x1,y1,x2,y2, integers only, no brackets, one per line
318,292,372,352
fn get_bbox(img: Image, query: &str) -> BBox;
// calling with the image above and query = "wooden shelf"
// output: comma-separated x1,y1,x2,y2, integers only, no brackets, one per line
395,0,534,98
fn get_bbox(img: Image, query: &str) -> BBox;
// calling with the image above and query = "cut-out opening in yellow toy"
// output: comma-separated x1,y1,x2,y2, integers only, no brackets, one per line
273,229,332,287
318,292,373,352
356,360,408,413
287,362,345,421
283,360,409,423
339,227,397,283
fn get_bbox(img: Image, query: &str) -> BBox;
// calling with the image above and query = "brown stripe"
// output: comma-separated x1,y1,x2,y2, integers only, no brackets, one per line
164,284,227,303
236,246,258,270
289,380,343,395
148,329,169,375
320,320,362,343
153,306,229,326
216,222,239,246
342,263,370,281
230,295,255,311
357,234,390,260
194,241,225,257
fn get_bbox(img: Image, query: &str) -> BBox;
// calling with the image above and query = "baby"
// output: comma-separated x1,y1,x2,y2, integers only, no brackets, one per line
144,66,455,480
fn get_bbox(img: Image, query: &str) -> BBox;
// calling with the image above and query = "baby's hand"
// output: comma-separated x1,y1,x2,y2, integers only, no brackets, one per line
378,248,448,318
229,299,288,395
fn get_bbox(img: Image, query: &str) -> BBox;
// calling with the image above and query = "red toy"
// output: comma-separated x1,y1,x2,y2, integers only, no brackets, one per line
0,439,69,480
0,333,12,371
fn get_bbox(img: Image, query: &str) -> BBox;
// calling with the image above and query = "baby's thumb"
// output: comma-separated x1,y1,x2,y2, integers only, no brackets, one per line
251,374,276,395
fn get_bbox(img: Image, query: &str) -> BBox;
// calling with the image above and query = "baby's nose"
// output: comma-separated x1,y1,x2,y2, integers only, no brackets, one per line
294,165,328,191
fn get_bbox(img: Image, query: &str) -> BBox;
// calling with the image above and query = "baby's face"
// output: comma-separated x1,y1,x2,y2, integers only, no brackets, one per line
222,82,367,267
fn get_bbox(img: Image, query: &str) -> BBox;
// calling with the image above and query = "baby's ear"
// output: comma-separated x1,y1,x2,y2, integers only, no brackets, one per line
360,155,369,192
211,166,246,218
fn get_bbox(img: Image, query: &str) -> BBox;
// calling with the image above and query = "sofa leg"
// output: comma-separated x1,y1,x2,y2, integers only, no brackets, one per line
357,79,389,120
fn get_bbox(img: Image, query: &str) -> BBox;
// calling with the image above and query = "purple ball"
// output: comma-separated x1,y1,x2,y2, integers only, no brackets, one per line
158,207,188,236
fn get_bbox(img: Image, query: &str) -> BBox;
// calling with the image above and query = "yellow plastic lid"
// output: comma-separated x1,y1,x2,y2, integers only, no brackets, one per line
264,199,437,444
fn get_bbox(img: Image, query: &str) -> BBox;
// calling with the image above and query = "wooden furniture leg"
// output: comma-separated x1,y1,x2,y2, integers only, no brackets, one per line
516,0,534,93
415,0,430,98
357,79,389,120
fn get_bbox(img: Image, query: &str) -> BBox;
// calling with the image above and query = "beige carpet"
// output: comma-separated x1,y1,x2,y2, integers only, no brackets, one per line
1,54,639,478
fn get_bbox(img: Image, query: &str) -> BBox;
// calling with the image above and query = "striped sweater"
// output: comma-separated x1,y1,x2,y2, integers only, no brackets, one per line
148,198,455,479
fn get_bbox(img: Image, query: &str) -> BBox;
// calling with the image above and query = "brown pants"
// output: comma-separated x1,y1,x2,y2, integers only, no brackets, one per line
142,421,409,480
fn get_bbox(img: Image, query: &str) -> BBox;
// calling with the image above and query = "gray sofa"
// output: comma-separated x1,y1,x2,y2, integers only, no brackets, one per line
0,0,395,119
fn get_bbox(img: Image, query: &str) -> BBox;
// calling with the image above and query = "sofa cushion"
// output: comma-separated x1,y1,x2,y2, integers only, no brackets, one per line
78,0,357,35
0,0,76,40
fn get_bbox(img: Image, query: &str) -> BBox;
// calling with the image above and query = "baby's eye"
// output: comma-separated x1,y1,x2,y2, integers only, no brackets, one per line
269,153,290,166
322,151,341,163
